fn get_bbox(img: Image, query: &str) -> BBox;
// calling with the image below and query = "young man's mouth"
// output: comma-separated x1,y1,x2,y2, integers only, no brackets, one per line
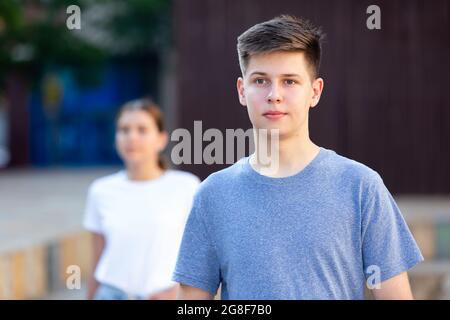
263,110,287,120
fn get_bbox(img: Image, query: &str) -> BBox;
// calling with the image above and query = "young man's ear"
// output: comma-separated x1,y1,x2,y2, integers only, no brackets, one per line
310,77,324,108
237,77,247,106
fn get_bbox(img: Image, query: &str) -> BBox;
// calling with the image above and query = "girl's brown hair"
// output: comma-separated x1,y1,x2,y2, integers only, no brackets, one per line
116,98,168,170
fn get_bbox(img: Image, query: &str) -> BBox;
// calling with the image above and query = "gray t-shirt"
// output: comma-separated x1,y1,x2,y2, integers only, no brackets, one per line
172,147,423,299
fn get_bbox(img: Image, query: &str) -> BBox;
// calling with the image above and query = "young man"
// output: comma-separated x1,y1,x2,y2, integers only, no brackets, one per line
172,15,423,300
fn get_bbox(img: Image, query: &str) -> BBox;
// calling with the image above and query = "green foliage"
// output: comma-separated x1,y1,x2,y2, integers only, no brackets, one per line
103,0,172,54
0,0,172,88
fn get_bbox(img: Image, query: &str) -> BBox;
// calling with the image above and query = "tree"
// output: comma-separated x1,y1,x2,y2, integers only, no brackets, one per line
0,0,173,165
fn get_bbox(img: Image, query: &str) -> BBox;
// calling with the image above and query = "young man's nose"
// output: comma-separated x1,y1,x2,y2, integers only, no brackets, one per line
267,84,283,103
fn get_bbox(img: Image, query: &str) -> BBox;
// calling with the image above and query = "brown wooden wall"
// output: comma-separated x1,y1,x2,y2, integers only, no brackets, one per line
174,0,450,194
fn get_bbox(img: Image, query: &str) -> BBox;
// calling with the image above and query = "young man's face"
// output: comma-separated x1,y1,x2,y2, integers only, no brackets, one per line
237,51,323,140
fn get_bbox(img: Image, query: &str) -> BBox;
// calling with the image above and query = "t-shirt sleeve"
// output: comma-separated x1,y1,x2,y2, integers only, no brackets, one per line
361,173,424,284
172,192,221,296
82,184,103,234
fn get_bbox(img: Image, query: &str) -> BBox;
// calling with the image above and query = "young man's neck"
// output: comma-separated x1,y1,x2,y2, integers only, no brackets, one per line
250,128,320,178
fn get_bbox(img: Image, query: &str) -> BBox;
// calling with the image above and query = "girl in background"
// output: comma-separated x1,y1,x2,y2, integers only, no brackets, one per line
84,98,200,299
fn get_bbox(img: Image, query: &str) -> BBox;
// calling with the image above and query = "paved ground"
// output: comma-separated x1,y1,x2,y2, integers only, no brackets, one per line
0,167,119,255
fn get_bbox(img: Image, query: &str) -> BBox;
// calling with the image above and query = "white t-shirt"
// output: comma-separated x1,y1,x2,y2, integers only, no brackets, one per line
83,169,200,297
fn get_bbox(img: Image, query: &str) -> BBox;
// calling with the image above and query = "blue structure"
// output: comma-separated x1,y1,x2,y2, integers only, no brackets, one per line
29,59,157,166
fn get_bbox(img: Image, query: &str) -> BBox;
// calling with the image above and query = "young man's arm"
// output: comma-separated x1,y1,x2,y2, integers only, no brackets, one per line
371,272,414,300
177,283,214,300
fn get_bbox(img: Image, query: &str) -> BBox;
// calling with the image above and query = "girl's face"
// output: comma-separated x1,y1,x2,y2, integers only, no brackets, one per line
115,109,168,166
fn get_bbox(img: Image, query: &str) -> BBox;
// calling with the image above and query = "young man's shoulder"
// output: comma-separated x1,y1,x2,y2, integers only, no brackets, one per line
193,149,386,197
325,148,384,188
194,157,248,195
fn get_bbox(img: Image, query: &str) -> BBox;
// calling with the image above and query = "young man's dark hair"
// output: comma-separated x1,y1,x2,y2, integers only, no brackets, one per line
237,14,324,79
173,14,423,300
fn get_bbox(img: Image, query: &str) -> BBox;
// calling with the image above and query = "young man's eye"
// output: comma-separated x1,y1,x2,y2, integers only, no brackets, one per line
284,79,297,85
255,78,267,85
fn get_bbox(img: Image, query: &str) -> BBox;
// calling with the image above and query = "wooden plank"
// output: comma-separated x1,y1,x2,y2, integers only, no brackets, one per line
77,232,93,282
10,251,26,299
0,255,11,299
59,235,77,287
59,232,93,288
409,222,436,260
24,246,48,299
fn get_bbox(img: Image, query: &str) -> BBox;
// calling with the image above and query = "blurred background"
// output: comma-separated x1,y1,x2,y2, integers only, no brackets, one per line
0,0,449,299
